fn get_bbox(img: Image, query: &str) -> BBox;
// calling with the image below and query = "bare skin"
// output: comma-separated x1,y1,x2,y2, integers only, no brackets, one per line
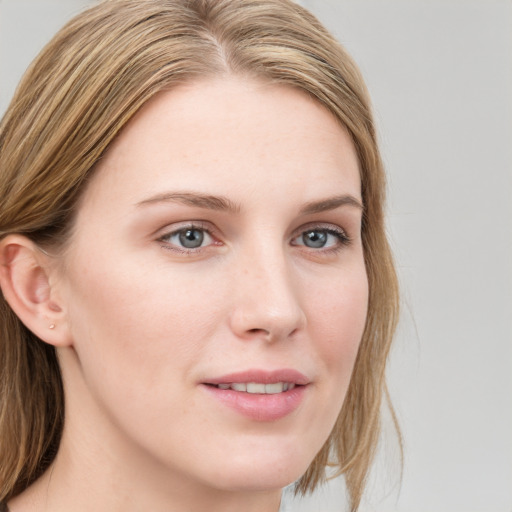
3,76,367,512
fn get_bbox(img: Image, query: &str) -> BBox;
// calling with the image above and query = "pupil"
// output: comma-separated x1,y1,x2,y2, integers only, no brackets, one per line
304,230,327,248
179,229,204,248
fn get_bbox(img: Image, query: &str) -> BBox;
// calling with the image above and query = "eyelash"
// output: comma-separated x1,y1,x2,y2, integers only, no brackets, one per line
157,223,351,255
158,222,218,255
291,225,351,254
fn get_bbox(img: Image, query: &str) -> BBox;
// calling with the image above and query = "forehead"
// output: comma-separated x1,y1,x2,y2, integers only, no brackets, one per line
83,76,361,213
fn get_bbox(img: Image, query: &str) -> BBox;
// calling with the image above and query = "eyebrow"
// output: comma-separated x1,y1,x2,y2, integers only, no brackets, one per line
136,191,363,214
136,192,241,213
299,195,364,215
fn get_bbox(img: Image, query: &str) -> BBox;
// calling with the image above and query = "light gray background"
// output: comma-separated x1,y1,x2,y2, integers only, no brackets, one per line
1,1,511,511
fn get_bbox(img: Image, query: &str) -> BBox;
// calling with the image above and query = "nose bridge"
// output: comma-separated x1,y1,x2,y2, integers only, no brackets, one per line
229,236,306,341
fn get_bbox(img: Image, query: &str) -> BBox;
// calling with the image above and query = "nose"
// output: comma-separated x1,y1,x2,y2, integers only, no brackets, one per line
228,248,306,343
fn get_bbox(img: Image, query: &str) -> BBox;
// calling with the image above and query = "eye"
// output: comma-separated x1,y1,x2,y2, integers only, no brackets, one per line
159,225,215,251
291,226,350,250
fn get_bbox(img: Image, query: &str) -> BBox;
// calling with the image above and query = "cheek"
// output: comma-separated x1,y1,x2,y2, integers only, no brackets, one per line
62,255,222,393
312,268,368,355
60,256,229,463
306,267,368,408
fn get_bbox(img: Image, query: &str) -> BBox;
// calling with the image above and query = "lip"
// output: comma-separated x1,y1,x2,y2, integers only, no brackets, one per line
205,368,310,386
201,368,310,422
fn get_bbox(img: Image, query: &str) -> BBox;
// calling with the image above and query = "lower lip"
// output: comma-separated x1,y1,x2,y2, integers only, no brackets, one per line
202,384,307,422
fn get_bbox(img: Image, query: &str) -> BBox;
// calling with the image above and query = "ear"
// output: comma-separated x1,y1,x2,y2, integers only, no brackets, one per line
0,234,72,347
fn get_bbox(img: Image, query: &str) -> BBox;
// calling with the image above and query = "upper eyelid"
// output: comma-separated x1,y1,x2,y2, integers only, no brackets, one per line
158,221,215,237
156,221,349,238
161,224,212,237
291,221,349,237
292,227,349,243
157,224,218,254
290,223,353,251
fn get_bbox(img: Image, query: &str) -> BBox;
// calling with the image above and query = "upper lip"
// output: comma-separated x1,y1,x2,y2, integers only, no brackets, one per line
204,368,310,386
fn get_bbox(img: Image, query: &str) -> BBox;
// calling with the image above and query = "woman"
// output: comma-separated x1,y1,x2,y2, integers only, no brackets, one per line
0,1,399,511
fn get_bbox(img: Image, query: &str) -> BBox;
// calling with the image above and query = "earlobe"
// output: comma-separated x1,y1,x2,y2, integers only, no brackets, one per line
0,234,72,347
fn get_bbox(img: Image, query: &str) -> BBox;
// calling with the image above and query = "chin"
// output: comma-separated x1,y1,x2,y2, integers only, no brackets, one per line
200,443,314,493
213,469,304,493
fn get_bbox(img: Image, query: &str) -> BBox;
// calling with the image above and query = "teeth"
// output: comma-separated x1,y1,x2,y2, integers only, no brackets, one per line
265,382,284,394
247,382,266,393
215,382,296,394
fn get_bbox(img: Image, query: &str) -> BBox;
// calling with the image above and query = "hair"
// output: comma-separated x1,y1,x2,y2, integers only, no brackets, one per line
0,0,400,510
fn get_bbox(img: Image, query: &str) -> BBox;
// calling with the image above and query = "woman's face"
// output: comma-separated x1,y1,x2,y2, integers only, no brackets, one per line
56,77,368,493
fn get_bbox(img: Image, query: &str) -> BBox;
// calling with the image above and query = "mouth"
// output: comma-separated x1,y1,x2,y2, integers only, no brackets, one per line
202,369,309,421
207,382,298,394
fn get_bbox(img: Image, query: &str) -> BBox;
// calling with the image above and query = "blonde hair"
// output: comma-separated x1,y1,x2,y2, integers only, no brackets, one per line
0,0,399,509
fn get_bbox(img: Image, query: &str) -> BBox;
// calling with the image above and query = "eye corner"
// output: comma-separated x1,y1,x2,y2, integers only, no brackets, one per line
156,222,223,255
290,224,352,253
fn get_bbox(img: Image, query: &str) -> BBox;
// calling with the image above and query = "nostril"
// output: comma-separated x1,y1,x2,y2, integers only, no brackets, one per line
246,328,274,340
248,328,269,334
